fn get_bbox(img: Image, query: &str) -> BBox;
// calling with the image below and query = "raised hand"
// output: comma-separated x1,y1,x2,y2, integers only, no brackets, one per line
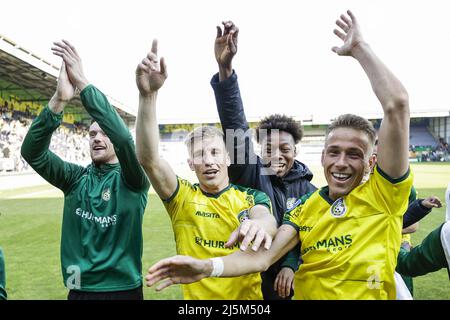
48,62,76,113
332,10,365,57
215,21,239,70
136,39,168,97
56,62,76,102
51,40,89,91
145,255,211,291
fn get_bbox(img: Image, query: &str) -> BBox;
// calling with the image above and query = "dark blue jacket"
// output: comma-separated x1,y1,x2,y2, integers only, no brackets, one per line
404,198,432,228
211,71,316,299
211,71,317,224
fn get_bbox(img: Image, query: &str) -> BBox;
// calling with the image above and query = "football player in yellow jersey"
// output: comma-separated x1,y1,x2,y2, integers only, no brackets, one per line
134,41,277,299
145,10,417,299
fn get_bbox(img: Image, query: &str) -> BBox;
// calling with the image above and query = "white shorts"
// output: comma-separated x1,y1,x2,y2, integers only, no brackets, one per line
395,272,413,300
441,221,450,269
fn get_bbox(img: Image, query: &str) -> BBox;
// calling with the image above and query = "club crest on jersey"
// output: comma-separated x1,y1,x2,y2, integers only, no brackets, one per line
286,198,298,210
102,188,111,201
330,198,347,218
237,209,250,223
246,195,255,206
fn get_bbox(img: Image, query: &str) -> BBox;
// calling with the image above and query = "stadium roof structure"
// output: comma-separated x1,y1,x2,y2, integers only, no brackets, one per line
157,108,450,126
0,34,135,124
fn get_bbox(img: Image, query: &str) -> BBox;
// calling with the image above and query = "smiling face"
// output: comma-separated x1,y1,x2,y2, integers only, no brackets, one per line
89,122,118,165
187,135,230,194
260,130,297,178
322,127,373,201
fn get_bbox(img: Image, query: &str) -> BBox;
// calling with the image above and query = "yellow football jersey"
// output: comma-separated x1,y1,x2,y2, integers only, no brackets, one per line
164,177,272,300
283,165,413,300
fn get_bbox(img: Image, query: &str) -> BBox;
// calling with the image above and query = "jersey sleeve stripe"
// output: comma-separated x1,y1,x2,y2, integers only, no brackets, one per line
282,220,300,232
161,176,180,203
376,165,410,184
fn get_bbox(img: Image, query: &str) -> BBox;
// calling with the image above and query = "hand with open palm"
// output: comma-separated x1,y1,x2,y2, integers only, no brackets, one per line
332,10,366,57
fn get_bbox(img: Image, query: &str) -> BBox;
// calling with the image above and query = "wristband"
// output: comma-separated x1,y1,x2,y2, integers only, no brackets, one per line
210,257,224,277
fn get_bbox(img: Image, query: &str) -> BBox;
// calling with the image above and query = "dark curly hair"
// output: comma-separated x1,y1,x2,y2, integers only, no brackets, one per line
256,114,303,144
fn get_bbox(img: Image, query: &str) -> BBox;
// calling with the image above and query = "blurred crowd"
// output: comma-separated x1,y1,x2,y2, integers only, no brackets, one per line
1,104,90,173
410,137,450,163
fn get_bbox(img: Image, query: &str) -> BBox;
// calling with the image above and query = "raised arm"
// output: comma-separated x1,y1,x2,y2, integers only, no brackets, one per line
21,62,85,192
145,224,299,291
212,21,260,186
332,10,410,178
135,40,177,200
51,40,149,191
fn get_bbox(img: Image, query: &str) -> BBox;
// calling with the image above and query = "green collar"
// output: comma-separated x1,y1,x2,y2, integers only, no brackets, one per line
319,186,335,205
198,184,232,199
91,162,120,174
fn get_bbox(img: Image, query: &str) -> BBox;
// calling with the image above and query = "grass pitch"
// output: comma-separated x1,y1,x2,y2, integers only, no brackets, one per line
0,162,449,299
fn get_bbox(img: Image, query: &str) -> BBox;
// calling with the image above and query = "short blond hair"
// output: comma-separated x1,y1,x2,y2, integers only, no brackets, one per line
184,126,224,154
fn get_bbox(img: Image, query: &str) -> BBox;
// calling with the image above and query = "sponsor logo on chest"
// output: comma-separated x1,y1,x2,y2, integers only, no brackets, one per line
75,208,117,228
302,234,353,255
194,236,240,250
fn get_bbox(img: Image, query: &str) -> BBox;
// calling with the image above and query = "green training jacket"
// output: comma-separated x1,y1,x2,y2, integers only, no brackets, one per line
0,248,6,300
21,85,150,292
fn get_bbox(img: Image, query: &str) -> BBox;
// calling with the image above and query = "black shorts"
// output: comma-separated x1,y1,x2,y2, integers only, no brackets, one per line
68,285,143,300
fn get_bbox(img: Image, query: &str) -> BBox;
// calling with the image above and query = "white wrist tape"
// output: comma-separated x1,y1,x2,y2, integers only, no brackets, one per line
210,257,224,277
441,221,450,268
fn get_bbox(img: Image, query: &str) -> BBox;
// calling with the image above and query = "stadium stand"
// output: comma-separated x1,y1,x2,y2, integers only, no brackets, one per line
407,119,450,162
0,33,136,173
410,125,439,149
0,98,91,172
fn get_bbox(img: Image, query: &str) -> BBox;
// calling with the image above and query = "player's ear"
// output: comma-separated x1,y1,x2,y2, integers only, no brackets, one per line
187,158,195,171
225,152,231,167
364,162,371,176
294,145,298,157
321,149,325,165
368,154,376,172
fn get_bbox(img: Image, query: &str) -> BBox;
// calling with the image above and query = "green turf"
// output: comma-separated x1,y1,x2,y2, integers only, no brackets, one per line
0,195,182,300
0,162,449,300
409,187,450,300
